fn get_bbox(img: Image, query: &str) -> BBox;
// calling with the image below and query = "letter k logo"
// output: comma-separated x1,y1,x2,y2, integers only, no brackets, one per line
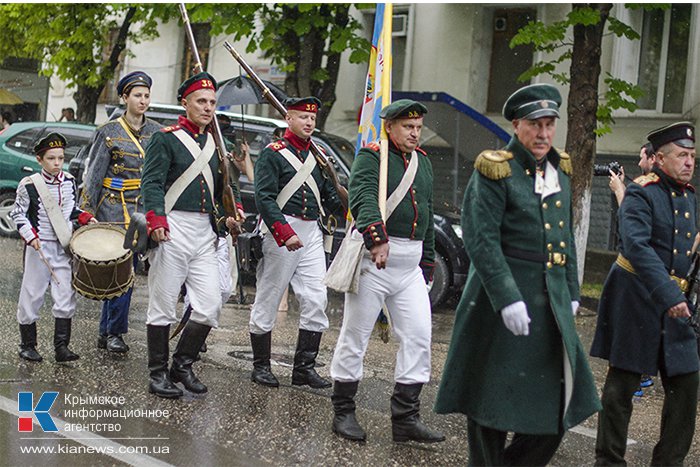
18,392,59,432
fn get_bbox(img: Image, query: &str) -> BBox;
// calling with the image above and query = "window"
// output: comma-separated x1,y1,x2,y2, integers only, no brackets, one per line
636,5,691,113
6,128,43,155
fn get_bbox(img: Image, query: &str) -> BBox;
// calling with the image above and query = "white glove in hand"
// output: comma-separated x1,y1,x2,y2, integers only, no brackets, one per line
571,300,580,316
501,301,531,336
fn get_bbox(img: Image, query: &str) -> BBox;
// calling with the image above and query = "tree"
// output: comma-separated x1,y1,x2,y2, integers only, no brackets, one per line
193,3,370,130
0,4,175,123
511,4,661,281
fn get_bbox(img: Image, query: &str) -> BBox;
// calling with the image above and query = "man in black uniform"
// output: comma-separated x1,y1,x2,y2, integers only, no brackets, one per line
591,122,699,466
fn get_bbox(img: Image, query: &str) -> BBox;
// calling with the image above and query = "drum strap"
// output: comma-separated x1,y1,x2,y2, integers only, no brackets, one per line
165,130,216,214
29,173,72,249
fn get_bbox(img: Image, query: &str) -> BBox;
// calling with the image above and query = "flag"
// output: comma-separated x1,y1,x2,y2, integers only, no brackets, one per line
356,3,393,154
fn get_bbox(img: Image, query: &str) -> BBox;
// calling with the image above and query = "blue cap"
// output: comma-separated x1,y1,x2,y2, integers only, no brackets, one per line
117,71,152,96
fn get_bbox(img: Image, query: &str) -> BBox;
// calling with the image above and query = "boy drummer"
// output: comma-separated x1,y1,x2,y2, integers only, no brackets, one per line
11,132,97,362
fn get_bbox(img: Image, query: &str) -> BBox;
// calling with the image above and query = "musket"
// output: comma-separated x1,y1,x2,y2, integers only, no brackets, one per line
222,41,349,210
179,3,242,224
173,3,242,341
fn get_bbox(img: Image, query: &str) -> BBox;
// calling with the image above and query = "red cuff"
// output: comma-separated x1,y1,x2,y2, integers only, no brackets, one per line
420,261,435,283
362,221,388,249
78,211,94,226
25,228,38,245
270,221,296,247
146,210,169,236
236,202,244,213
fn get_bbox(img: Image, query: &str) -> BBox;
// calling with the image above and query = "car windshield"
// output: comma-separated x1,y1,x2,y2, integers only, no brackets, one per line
317,133,355,169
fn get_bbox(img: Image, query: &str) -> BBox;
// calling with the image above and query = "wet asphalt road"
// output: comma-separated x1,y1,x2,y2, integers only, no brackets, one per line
0,235,699,466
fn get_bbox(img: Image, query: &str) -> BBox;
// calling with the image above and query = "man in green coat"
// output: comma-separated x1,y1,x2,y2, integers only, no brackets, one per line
434,84,601,465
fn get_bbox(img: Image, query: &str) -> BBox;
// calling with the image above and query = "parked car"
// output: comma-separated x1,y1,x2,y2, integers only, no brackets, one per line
70,103,468,307
0,121,96,238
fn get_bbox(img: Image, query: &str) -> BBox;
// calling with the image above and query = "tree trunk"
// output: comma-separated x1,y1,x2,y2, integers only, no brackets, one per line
72,6,136,124
73,85,101,124
565,3,612,283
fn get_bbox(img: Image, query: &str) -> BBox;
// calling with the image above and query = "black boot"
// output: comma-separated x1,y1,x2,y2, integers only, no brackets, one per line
54,318,79,362
107,334,129,353
170,321,211,394
250,332,279,387
291,329,331,389
332,381,366,441
147,325,182,399
19,323,42,362
391,383,445,443
97,334,107,349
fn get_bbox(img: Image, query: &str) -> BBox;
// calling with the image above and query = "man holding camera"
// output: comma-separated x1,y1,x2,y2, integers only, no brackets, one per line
608,142,656,207
591,122,699,466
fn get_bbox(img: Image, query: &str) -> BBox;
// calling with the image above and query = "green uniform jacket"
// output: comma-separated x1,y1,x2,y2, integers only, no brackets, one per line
434,136,601,435
350,142,435,269
141,117,240,232
254,131,343,246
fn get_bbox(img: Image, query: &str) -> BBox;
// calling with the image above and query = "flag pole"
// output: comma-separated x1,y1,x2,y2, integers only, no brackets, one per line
378,3,393,221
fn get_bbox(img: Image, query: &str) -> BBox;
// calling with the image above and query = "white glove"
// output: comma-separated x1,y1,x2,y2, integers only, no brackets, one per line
500,301,531,336
571,300,580,316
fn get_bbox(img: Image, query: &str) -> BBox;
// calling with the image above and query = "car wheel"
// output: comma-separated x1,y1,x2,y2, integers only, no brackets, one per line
0,192,19,238
428,253,450,310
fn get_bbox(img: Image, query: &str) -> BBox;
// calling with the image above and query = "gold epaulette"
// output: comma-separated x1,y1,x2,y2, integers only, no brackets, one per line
364,142,380,152
558,149,572,176
267,140,286,151
474,150,513,180
161,125,180,133
633,172,660,186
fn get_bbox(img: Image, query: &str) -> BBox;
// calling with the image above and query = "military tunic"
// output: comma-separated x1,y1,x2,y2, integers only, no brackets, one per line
142,116,238,328
82,116,161,225
249,129,343,334
330,141,436,384
434,136,601,435
591,168,700,376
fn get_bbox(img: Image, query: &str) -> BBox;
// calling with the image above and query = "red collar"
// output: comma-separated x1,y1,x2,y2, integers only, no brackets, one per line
41,169,64,184
177,115,205,137
284,128,311,151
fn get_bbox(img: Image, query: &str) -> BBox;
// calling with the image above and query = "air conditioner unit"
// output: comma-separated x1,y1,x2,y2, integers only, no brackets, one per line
392,13,408,36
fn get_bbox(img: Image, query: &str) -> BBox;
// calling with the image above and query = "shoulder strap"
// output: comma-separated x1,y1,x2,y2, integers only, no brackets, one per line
385,150,419,219
117,116,145,157
164,130,216,214
276,147,325,216
29,173,72,248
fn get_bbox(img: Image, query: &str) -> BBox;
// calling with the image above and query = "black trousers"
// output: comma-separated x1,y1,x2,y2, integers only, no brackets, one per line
595,365,699,467
467,418,565,466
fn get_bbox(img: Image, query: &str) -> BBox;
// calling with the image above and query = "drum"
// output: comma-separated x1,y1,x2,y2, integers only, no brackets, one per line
70,224,134,300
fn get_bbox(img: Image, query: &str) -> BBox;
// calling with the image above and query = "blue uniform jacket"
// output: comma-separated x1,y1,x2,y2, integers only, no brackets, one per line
591,168,700,376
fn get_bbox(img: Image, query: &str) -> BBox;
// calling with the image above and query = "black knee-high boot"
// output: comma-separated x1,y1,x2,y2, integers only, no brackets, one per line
170,321,211,394
147,325,182,399
332,380,366,441
54,318,79,362
391,383,445,443
19,323,42,362
291,329,331,388
250,331,279,387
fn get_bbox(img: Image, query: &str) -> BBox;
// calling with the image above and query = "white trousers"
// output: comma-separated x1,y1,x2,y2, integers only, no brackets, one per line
249,215,329,334
147,211,220,327
330,237,432,384
182,236,233,311
17,240,76,324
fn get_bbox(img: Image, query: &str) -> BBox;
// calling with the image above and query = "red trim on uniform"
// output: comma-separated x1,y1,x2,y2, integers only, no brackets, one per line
362,221,388,249
177,115,202,136
284,129,311,151
402,153,419,239
365,142,380,152
181,78,216,99
26,228,39,245
236,202,244,213
77,212,94,226
416,146,427,156
146,210,169,235
270,221,296,247
420,260,435,283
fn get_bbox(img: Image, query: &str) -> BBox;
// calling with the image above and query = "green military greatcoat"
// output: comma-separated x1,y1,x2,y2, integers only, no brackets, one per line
350,142,435,269
434,136,601,434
